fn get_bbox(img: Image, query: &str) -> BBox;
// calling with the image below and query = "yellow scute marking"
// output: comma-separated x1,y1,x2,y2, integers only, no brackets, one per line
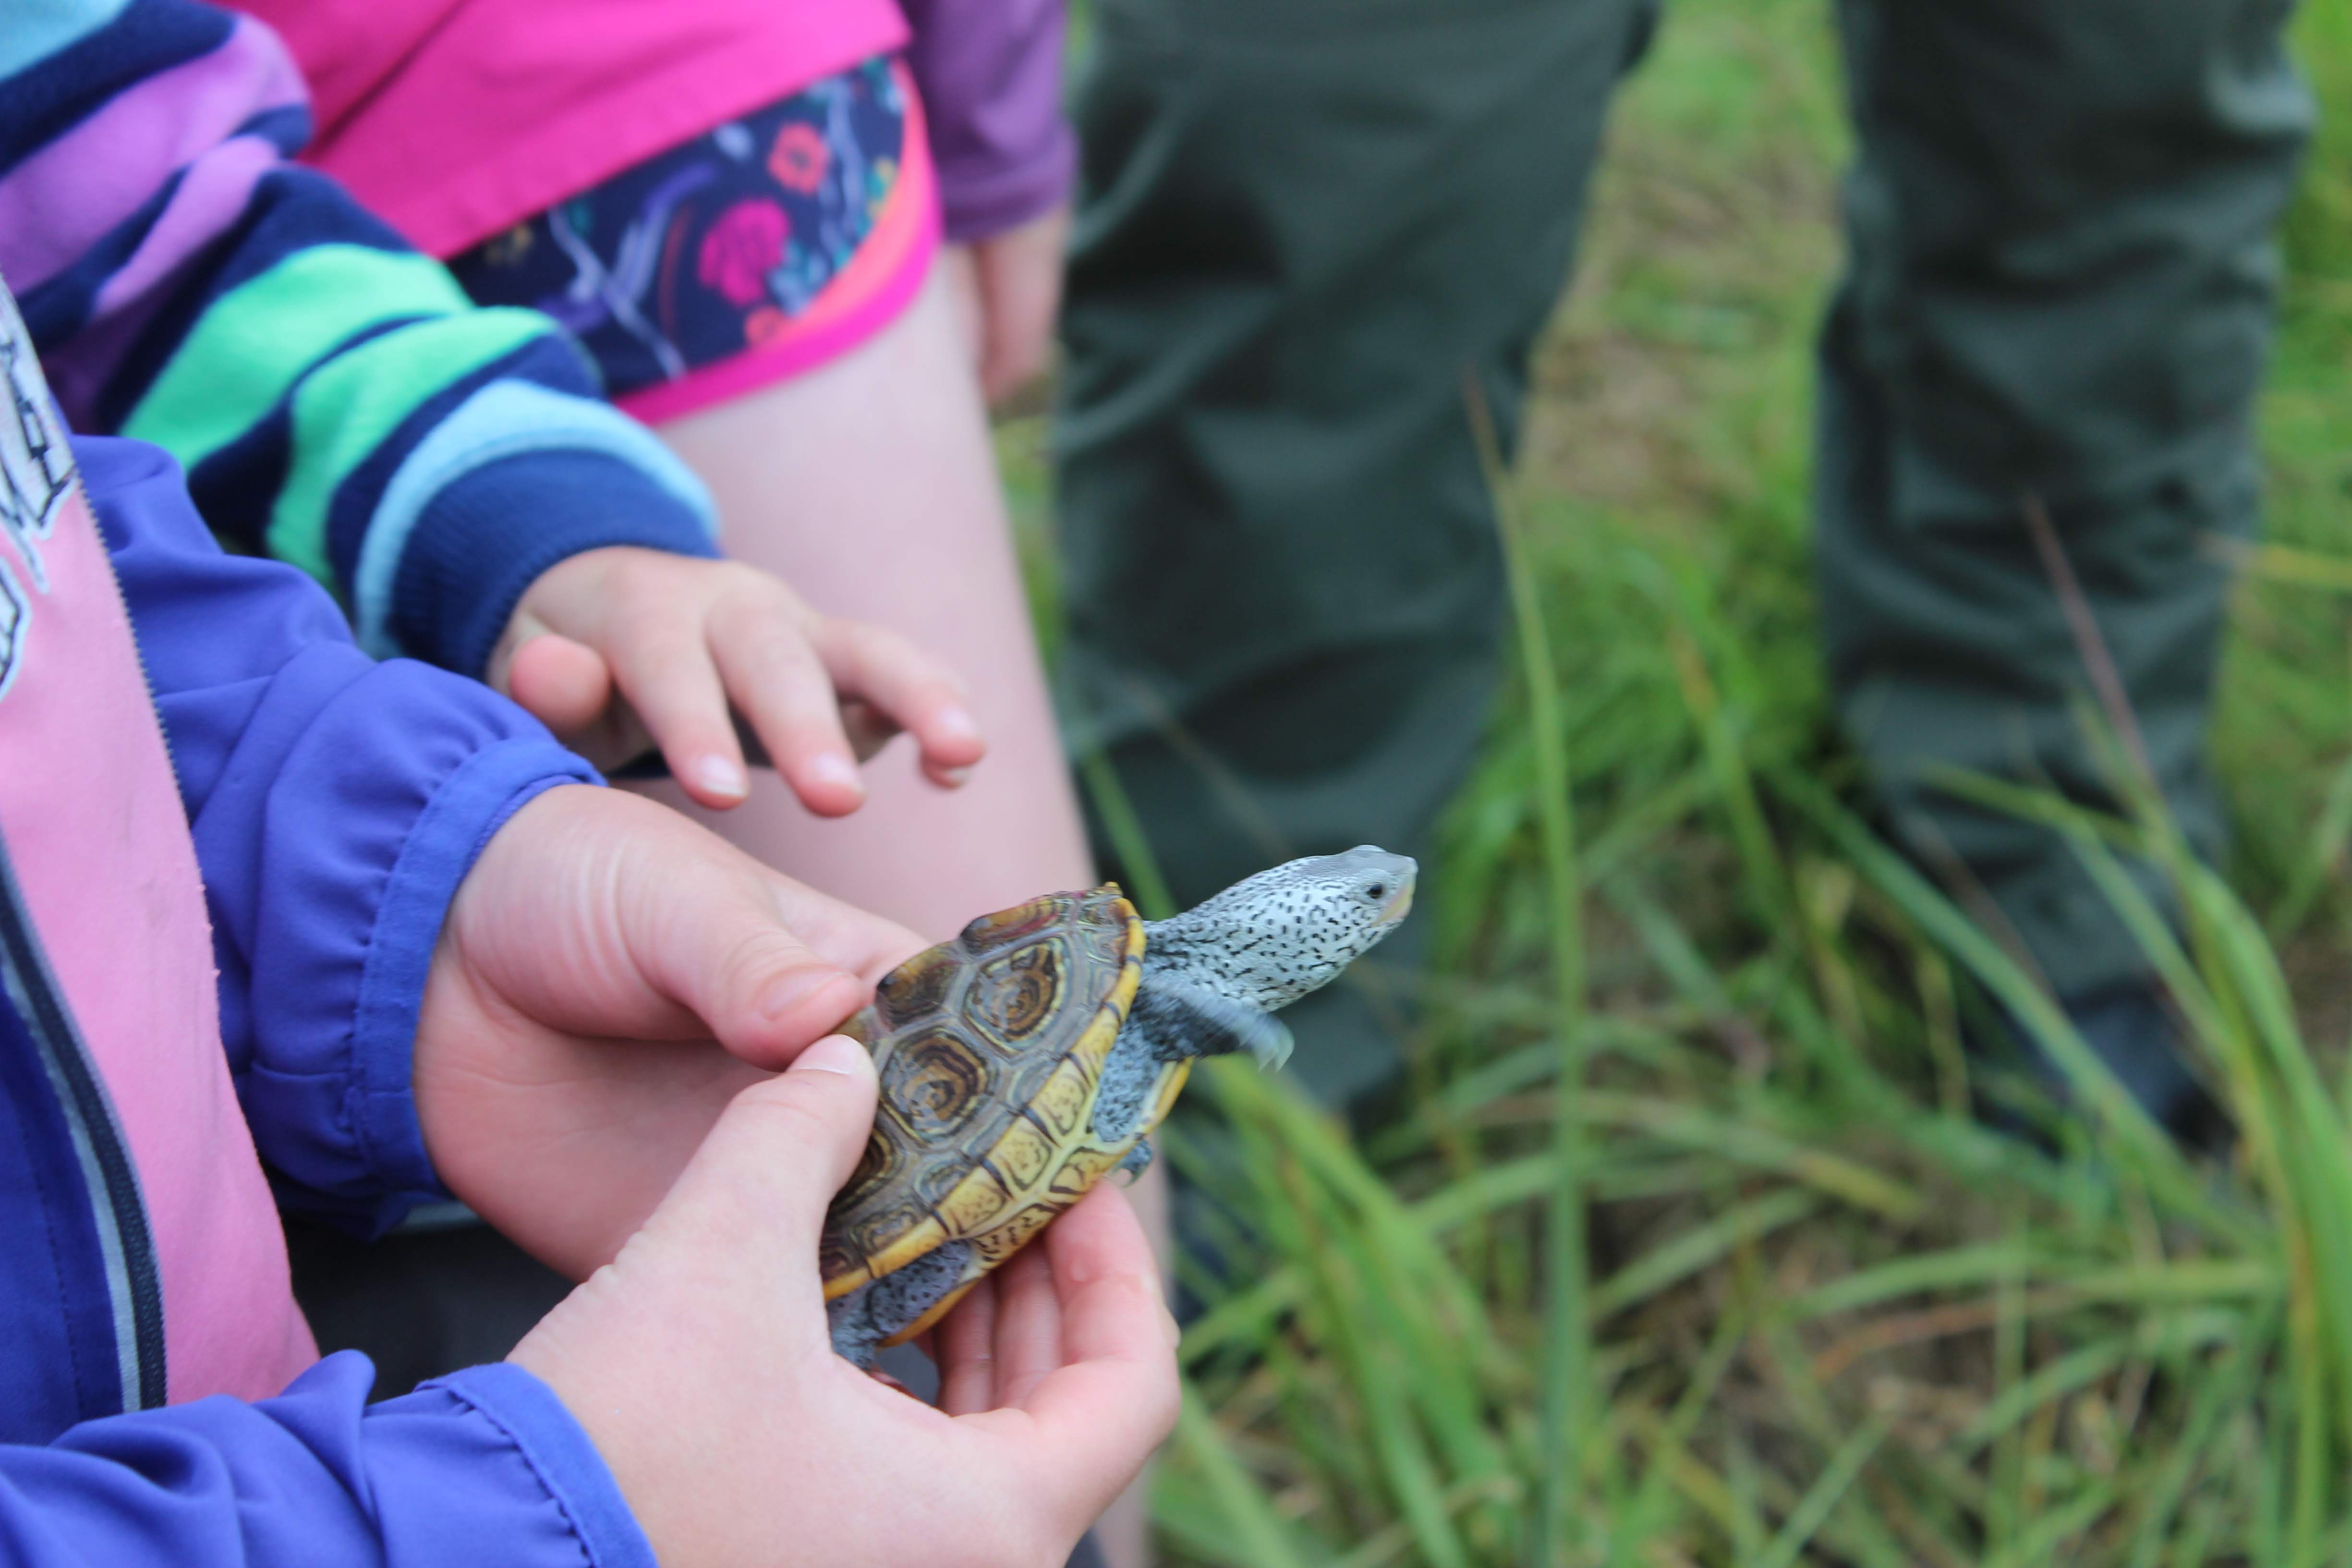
939,1165,1012,1235
1049,1144,1117,1199
1072,901,1142,1078
992,1118,1055,1190
1148,1059,1192,1126
972,1203,1058,1266
1032,1057,1092,1135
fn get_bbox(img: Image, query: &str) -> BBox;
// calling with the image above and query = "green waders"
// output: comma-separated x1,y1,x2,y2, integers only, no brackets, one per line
1819,0,2311,998
1056,0,1659,1103
1056,0,2311,1102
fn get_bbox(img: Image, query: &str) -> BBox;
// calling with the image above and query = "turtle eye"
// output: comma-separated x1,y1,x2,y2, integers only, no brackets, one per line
1364,882,1387,902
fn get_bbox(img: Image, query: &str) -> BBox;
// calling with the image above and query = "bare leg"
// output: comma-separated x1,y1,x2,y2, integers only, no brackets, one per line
649,267,1092,941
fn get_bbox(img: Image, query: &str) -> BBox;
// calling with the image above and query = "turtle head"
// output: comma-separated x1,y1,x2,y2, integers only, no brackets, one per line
1147,846,1418,1013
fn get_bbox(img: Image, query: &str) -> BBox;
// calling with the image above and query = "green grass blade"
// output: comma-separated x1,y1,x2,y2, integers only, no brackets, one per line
1467,371,1591,1564
1167,1379,1323,1568
1076,744,1177,920
1749,1419,1887,1568
1591,1187,1819,1317
2126,1310,2275,1568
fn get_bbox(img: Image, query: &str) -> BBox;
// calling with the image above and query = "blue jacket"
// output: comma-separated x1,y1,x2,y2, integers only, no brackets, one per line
0,404,652,1566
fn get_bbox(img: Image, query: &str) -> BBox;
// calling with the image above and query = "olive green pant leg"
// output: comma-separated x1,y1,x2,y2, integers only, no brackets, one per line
1056,0,1651,1101
1817,0,2311,997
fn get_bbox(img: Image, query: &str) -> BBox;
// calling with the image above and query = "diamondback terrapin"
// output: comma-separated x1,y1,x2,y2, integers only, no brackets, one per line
822,846,1416,1366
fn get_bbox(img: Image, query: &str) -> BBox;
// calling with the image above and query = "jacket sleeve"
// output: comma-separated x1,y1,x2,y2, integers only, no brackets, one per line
81,433,598,1236
2,0,717,681
0,1355,655,1568
898,0,1076,241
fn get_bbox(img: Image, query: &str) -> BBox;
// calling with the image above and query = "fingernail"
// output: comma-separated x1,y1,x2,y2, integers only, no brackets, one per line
805,752,861,796
759,968,849,1023
938,765,973,789
935,706,982,747
795,1033,869,1077
1162,1304,1183,1349
695,755,748,798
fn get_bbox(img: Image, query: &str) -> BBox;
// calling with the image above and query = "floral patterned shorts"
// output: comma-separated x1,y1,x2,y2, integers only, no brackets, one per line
448,55,939,425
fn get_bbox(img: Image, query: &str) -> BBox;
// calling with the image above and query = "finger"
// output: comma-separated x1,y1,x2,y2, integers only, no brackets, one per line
934,1273,1001,1416
978,275,1056,406
441,789,865,1051
988,1239,1064,1411
603,620,752,808
939,243,987,375
752,865,927,986
484,606,549,697
708,598,867,817
807,619,984,789
1033,1186,1176,1383
653,1037,878,1304
503,631,616,737
975,214,1067,404
964,1187,1178,1513
621,831,872,1063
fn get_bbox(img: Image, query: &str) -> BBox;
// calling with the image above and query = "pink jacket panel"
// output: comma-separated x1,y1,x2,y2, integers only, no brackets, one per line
0,294,316,1406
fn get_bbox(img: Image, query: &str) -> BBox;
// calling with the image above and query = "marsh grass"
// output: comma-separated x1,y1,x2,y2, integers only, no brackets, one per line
995,0,2352,1559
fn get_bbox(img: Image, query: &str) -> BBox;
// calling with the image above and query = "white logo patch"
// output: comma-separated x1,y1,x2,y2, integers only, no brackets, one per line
0,276,77,705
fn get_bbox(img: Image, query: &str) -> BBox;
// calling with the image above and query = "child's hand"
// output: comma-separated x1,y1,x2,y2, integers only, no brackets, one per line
510,1040,1179,1568
414,785,929,1279
943,203,1070,406
489,547,986,814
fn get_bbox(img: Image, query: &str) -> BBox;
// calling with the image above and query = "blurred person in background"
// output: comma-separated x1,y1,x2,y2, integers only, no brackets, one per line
1053,0,2311,1141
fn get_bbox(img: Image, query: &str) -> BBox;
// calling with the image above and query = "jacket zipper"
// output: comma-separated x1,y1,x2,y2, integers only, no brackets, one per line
0,839,166,1410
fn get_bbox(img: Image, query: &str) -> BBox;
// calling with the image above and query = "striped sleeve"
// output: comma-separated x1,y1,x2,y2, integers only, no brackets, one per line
0,0,719,676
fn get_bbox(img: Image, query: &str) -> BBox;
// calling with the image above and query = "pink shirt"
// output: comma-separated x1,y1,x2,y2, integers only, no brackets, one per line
0,288,315,1405
240,0,911,257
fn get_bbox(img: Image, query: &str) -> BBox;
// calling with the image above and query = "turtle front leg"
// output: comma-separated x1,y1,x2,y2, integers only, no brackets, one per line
1092,978,1291,1146
1131,976,1294,1070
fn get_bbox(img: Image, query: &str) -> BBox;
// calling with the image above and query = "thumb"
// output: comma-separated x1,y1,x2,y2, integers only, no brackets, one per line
509,1037,880,1434
659,1035,879,1291
643,893,872,1068
505,628,616,735
607,814,873,1064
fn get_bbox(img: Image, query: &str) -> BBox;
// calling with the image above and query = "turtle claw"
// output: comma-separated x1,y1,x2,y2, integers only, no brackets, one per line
1113,1140,1154,1185
1250,1019,1295,1073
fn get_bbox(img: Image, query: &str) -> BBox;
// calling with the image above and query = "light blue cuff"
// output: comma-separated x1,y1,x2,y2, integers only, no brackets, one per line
352,381,717,657
0,0,134,81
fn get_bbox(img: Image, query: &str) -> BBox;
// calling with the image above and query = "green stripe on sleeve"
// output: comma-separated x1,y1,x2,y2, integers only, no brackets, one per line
266,308,554,585
120,245,471,470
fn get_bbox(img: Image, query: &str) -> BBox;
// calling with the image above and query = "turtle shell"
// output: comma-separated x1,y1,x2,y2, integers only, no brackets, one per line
819,885,1147,1343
